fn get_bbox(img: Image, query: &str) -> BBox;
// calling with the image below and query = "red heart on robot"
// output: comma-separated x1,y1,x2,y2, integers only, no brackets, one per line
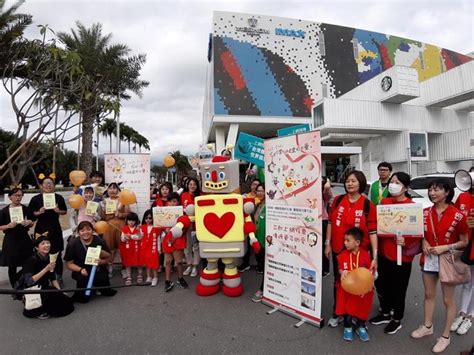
203,212,235,238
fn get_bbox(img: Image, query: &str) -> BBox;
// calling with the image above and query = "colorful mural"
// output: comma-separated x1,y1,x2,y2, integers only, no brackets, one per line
212,12,472,117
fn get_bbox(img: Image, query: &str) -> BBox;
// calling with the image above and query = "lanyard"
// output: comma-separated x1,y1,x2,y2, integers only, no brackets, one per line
349,251,360,270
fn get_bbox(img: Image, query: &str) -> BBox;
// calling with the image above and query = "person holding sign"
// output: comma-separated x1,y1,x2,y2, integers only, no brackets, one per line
152,182,172,207
371,172,421,334
325,171,378,328
21,232,74,319
101,182,130,278
411,179,470,353
69,185,101,234
336,228,374,342
64,221,117,303
29,174,67,283
0,187,35,290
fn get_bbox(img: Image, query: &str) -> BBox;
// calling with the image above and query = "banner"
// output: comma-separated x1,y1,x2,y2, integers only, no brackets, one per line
263,131,322,326
104,153,150,219
277,124,311,137
234,132,265,167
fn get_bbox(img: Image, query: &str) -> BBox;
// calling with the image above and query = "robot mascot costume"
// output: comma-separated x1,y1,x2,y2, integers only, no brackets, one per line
169,155,261,297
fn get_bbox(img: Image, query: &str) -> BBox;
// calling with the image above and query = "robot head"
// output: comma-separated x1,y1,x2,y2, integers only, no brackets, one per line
200,156,239,194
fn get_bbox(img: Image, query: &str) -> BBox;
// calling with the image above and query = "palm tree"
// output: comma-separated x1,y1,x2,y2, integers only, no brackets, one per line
170,150,192,180
57,22,148,174
98,118,116,153
0,0,32,74
119,123,135,153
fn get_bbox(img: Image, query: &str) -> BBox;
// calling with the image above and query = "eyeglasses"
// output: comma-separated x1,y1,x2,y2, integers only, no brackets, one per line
378,168,390,172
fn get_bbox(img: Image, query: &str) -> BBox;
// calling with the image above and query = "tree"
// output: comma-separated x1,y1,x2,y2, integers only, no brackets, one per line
57,22,148,175
169,150,192,180
151,164,167,184
98,118,116,153
120,123,134,153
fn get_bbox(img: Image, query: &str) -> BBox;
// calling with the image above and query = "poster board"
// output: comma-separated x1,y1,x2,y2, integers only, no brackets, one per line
263,131,322,327
377,203,424,238
152,206,183,227
104,154,150,219
234,132,265,167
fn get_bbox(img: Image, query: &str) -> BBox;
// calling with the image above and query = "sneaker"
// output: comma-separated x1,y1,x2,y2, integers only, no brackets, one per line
151,278,159,287
121,269,128,279
328,316,343,328
165,280,174,292
176,277,189,289
411,324,433,339
125,277,132,286
432,336,450,353
252,290,263,303
450,315,465,332
190,267,198,278
238,264,250,272
370,313,391,325
145,277,153,283
343,327,353,341
384,320,402,334
183,265,192,276
456,318,472,335
36,313,50,320
356,327,370,342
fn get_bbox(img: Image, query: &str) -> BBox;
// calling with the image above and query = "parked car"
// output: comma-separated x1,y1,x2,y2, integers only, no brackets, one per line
410,174,461,202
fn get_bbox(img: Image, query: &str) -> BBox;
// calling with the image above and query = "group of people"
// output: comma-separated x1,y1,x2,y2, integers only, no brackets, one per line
321,162,473,353
0,161,472,354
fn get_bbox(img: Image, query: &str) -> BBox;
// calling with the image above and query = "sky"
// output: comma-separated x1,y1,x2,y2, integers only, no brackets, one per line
1,0,473,163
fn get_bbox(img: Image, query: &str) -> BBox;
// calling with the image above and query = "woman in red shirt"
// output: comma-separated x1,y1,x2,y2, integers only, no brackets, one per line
411,179,469,353
325,170,378,328
181,177,201,277
153,182,172,207
370,172,421,334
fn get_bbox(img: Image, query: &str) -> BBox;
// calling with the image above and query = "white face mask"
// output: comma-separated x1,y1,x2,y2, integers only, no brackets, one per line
388,183,404,196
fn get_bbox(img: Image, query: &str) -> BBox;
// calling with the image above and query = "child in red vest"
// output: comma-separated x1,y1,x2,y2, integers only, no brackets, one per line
120,212,143,285
336,227,374,342
140,209,160,287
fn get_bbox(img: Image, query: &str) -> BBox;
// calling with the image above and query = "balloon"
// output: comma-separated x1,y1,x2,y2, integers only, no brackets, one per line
68,194,84,209
118,189,137,205
163,155,175,168
94,221,109,234
69,170,86,187
341,267,373,296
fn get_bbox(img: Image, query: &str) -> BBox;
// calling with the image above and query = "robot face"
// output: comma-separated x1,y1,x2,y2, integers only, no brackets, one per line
200,160,239,194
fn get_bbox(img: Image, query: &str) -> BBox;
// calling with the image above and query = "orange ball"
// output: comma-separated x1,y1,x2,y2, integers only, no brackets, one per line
163,155,175,168
69,170,86,187
68,194,84,209
341,267,374,296
94,221,109,234
118,189,137,205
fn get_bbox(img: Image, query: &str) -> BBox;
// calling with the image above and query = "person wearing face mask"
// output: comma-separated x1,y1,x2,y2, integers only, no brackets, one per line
370,172,421,335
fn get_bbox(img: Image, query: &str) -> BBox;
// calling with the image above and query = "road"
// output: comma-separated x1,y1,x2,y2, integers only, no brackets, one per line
0,263,472,354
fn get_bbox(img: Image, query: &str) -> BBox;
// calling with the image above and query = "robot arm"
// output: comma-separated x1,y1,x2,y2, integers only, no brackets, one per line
243,199,261,254
170,215,191,240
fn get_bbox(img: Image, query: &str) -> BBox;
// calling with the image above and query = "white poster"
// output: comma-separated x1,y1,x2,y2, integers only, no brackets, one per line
263,131,322,326
104,153,151,219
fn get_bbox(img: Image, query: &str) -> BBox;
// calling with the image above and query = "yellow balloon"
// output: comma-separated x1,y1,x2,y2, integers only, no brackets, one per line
69,170,86,187
163,155,175,168
68,194,84,209
94,221,109,234
341,267,374,296
118,189,137,205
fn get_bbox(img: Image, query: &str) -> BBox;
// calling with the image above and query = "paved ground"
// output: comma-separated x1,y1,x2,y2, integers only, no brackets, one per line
0,261,472,354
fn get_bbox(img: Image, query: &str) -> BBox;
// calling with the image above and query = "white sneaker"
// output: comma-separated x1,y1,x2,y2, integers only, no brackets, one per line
328,316,343,328
151,278,158,287
450,315,465,332
190,266,198,277
456,318,472,335
411,324,433,339
183,265,192,276
145,277,152,283
432,336,450,353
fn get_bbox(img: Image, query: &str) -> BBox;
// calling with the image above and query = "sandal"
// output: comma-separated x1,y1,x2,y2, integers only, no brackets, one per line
137,274,143,284
125,277,132,286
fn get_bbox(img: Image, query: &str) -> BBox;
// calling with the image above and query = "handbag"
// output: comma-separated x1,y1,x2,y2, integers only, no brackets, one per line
24,285,42,310
430,211,471,285
461,238,474,265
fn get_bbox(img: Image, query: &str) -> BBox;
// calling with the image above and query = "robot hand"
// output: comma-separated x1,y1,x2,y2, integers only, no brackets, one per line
170,215,191,240
185,204,195,223
250,236,261,254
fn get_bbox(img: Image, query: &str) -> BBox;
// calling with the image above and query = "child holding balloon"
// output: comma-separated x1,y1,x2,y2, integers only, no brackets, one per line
120,212,143,285
336,227,374,342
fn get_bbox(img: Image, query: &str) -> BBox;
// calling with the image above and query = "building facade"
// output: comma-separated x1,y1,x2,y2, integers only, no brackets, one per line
203,11,473,179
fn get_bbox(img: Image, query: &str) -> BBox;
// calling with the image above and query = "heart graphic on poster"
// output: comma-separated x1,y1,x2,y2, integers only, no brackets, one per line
275,153,320,199
203,212,235,238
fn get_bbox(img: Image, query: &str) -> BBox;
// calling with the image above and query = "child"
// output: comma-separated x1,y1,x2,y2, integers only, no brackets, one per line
140,209,160,287
120,212,143,285
161,192,188,292
69,185,101,235
336,227,374,342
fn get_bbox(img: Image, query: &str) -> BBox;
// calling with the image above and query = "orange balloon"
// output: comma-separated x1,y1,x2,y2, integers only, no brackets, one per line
118,189,137,205
163,155,175,168
341,267,374,296
94,221,109,234
69,170,87,187
68,194,84,209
